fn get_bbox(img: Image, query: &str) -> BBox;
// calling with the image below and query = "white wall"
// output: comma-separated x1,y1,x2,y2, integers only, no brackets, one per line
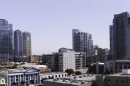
63,52,76,72
0,78,6,85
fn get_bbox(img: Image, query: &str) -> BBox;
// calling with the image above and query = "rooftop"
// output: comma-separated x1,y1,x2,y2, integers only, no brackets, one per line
40,72,67,76
0,68,38,74
115,60,130,62
0,68,26,73
98,69,130,77
20,64,47,68
43,74,95,85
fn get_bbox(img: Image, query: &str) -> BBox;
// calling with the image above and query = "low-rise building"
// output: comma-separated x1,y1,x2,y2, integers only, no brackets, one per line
105,60,130,73
31,55,42,64
40,72,67,80
20,63,51,73
96,69,130,86
115,60,130,72
0,76,7,86
13,56,29,62
41,74,95,86
52,48,87,73
42,48,87,73
0,68,40,86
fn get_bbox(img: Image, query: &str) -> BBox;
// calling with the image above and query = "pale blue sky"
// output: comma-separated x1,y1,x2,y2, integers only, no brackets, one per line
0,0,130,54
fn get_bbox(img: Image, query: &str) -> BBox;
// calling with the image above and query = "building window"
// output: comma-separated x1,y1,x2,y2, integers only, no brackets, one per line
36,80,38,84
1,80,4,83
21,75,23,77
116,80,118,82
128,17,130,24
122,80,124,83
16,79,18,81
26,78,28,80
106,79,110,81
55,75,57,77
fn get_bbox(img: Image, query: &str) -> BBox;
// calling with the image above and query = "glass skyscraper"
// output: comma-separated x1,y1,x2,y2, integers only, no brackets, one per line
14,30,23,56
110,12,130,60
72,29,93,57
23,32,31,56
0,19,13,62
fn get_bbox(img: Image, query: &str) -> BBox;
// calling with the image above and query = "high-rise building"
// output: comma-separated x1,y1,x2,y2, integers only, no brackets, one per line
72,29,93,57
110,25,115,60
23,32,31,56
0,19,13,62
110,12,130,60
14,30,23,56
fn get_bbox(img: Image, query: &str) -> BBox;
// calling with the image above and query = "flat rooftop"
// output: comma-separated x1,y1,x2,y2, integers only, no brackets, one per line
43,74,95,85
40,72,67,76
115,60,130,62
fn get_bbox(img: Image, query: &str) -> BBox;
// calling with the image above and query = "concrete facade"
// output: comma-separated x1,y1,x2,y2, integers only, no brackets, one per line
53,48,86,73
115,60,130,73
0,76,7,86
105,60,130,73
0,68,40,86
96,74,130,86
31,55,42,64
40,72,67,80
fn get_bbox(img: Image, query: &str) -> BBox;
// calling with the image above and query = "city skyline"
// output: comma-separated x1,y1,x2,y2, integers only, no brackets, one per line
1,0,130,54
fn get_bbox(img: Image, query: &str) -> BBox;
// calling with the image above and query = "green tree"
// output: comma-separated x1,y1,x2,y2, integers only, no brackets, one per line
75,71,82,75
65,69,74,75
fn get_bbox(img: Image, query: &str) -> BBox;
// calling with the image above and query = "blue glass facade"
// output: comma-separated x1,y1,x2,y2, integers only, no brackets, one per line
14,30,23,56
0,19,13,62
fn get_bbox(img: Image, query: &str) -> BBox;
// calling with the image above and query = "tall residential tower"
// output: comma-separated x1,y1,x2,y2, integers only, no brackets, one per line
110,12,130,60
72,29,93,57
